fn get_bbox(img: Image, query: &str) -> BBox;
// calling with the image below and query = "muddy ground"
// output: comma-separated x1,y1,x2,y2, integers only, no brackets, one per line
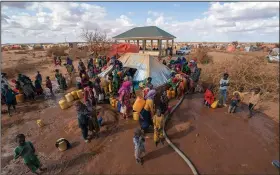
1,50,279,174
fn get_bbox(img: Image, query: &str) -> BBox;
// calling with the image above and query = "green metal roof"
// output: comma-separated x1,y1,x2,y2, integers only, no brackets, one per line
113,26,176,39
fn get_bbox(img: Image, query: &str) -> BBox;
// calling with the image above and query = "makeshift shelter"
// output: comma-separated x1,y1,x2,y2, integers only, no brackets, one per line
113,26,176,57
107,43,139,58
227,45,236,52
99,53,171,88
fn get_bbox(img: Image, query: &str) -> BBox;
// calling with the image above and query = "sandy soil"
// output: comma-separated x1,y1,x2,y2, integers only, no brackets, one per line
1,49,279,174
167,94,279,174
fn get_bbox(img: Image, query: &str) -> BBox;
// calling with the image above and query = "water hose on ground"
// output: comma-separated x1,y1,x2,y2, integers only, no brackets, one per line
163,94,199,175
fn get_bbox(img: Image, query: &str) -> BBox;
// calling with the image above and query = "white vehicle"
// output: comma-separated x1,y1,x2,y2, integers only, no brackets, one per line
267,48,279,62
176,46,191,55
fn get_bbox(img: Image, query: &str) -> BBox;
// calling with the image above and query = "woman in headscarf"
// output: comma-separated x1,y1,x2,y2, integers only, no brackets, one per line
112,70,120,95
189,60,201,93
18,74,35,100
35,71,42,85
118,81,132,119
84,81,96,106
87,57,94,70
145,77,153,89
75,101,91,143
3,85,17,116
94,77,102,102
85,98,100,138
34,78,43,96
78,59,86,78
59,74,68,91
160,88,169,115
139,89,156,133
81,74,89,88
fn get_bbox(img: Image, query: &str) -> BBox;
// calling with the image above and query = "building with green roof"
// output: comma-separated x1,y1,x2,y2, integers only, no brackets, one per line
113,26,176,57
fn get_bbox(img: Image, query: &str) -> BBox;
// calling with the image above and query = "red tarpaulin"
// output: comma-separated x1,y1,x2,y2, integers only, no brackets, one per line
227,45,236,52
107,43,139,58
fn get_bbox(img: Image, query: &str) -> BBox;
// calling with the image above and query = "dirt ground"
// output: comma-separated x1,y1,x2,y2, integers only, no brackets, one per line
1,49,279,174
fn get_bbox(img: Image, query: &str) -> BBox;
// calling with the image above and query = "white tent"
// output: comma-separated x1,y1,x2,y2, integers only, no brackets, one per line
99,53,171,88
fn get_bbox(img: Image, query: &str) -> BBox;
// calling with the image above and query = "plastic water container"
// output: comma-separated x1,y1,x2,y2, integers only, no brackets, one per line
76,90,83,99
171,90,176,98
16,94,24,103
211,100,219,109
65,93,74,103
133,97,146,113
59,99,68,110
58,141,67,151
167,90,172,99
36,120,44,127
133,112,140,121
71,91,78,100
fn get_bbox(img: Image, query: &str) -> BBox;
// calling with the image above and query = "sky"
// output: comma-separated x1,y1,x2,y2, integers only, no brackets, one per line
1,2,279,44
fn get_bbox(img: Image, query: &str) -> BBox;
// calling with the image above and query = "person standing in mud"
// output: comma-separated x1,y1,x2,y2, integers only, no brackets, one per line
55,69,61,86
139,89,156,133
45,76,53,95
14,134,46,175
75,101,91,143
85,99,100,138
3,84,17,116
18,74,35,100
35,71,42,85
248,87,261,118
153,109,165,147
219,73,230,107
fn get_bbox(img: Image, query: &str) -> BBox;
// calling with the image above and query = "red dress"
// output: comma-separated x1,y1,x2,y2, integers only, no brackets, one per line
204,89,214,105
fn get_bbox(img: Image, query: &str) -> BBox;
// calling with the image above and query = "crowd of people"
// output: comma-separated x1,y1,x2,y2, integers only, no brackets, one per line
1,53,265,172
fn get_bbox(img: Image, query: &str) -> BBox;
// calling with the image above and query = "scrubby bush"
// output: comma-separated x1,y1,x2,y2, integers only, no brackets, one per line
200,55,279,101
46,46,68,57
190,48,213,64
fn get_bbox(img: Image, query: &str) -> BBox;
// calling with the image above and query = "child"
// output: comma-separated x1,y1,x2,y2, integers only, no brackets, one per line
46,76,53,95
133,128,145,165
34,79,44,96
248,87,261,118
219,73,229,107
228,92,240,113
14,134,46,175
204,85,215,108
233,87,247,103
153,109,165,147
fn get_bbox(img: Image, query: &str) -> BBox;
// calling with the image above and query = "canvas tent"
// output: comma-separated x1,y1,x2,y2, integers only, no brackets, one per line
99,53,171,88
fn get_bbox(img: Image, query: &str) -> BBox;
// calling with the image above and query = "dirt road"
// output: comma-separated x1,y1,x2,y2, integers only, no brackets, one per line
167,94,279,174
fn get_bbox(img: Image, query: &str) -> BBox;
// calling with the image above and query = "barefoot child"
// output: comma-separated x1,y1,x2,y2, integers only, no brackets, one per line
248,87,261,118
153,109,165,147
228,92,240,113
219,73,229,107
14,134,46,175
133,128,145,165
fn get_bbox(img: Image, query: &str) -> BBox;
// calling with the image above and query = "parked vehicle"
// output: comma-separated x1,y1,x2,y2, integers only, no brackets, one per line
267,48,279,62
176,47,191,55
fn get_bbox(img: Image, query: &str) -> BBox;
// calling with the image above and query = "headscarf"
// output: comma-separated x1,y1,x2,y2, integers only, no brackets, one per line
118,81,131,94
145,89,156,100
